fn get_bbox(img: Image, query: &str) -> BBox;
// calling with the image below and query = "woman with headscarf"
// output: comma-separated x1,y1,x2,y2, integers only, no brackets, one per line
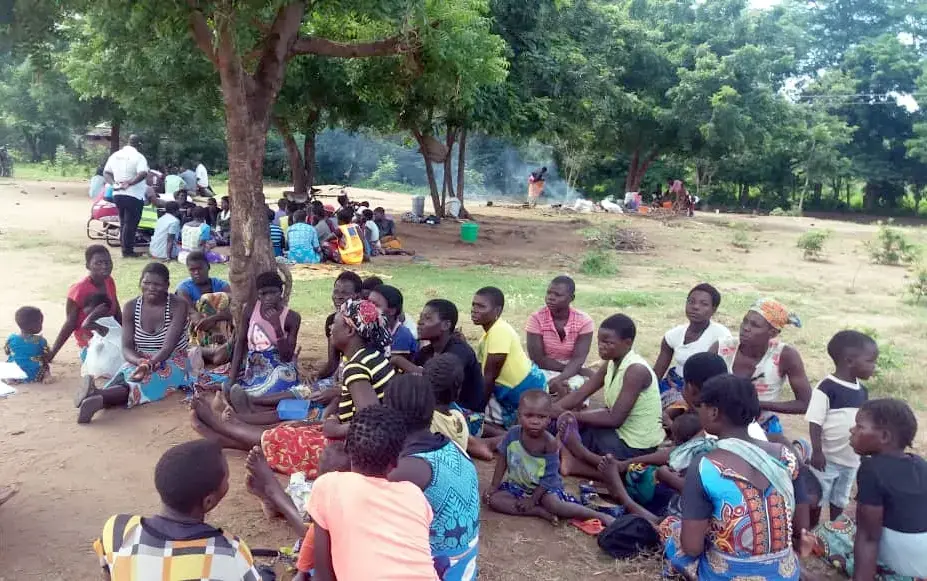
710,298,812,442
190,298,395,480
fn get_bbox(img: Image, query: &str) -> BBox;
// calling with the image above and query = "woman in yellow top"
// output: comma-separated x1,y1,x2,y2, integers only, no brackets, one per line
470,287,547,436
554,314,665,480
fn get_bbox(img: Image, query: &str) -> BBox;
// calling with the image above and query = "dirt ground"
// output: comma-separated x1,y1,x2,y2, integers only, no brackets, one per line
0,178,924,580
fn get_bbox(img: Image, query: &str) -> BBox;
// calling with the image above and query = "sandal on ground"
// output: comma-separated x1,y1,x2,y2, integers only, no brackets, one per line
77,394,105,424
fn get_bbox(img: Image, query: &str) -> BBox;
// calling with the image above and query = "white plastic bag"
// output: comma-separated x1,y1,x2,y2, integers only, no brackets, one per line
81,317,125,379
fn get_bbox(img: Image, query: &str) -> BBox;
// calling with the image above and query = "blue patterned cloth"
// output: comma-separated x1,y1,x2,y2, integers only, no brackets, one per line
4,333,49,382
410,439,480,581
287,223,321,264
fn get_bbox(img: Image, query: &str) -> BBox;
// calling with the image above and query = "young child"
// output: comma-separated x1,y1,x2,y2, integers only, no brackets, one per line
486,391,615,526
4,306,50,383
308,405,441,580
93,440,262,580
360,208,381,257
268,208,286,257
274,198,288,225
803,398,927,579
805,330,875,524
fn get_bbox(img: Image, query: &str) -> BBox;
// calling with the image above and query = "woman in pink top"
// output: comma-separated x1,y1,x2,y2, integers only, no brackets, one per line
525,276,594,398
310,405,440,581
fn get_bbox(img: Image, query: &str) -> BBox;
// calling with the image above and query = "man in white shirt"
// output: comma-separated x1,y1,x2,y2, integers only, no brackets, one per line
195,161,214,197
150,202,182,260
104,135,149,257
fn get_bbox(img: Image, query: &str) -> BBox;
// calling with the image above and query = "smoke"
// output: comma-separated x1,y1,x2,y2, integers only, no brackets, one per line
310,129,581,202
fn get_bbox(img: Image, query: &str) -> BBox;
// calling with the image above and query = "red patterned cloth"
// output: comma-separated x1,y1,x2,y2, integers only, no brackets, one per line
261,424,328,479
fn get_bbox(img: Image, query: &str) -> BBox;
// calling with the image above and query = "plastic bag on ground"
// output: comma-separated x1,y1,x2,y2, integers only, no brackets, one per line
81,317,125,379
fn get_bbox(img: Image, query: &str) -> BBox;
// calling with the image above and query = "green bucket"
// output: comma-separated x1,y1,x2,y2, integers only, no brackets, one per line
460,222,479,243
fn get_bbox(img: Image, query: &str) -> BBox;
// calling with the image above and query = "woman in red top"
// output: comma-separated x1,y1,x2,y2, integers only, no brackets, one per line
48,245,121,363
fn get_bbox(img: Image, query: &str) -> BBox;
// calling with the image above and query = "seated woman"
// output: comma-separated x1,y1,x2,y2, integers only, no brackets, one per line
225,271,300,401
191,298,394,480
652,283,730,411
286,209,322,264
710,298,811,442
525,275,594,398
214,196,231,246
660,374,810,580
802,398,927,580
369,284,418,360
179,206,227,264
554,314,665,478
76,262,191,424
49,245,122,368
175,251,233,373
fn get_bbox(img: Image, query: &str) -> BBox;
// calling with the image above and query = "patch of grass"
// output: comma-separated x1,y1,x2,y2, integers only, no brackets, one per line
580,250,619,277
730,229,752,251
797,229,833,261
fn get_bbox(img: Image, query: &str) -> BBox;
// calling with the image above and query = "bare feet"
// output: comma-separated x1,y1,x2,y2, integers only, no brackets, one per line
245,447,283,518
467,437,495,462
597,513,616,527
529,506,558,525
0,485,19,506
211,390,229,415
597,453,622,479
77,394,104,424
229,385,254,414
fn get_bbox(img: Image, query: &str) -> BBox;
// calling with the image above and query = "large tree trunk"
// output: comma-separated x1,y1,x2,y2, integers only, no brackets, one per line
110,117,121,154
276,118,309,195
456,126,470,219
441,125,456,210
413,129,443,217
304,110,319,190
624,148,658,193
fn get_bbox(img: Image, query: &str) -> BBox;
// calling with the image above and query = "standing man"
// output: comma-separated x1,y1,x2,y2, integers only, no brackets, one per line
195,159,214,197
104,134,149,258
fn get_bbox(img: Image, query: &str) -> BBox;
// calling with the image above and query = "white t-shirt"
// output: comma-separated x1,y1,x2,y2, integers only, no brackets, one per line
365,220,380,243
805,375,868,468
150,214,181,259
103,146,149,201
664,321,732,376
195,163,209,188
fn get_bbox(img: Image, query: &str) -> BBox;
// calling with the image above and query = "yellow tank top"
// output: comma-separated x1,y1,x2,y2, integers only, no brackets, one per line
338,224,364,265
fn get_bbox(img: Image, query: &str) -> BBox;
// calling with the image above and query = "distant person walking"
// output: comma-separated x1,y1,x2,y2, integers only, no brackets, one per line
527,167,548,208
104,134,149,258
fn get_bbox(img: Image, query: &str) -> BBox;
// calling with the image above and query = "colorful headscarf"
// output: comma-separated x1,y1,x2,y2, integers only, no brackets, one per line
749,298,801,331
340,298,393,352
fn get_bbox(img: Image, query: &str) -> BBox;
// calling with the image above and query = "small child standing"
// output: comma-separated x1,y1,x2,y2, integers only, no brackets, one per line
805,330,876,524
5,306,50,383
486,391,615,526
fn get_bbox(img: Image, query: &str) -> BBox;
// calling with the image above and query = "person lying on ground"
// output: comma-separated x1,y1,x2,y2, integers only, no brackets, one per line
553,314,664,480
711,298,812,444
175,251,233,371
93,439,262,581
369,284,417,360
526,275,594,398
652,283,730,412
471,286,547,436
485,391,616,527
801,398,927,581
386,374,481,581
5,306,50,383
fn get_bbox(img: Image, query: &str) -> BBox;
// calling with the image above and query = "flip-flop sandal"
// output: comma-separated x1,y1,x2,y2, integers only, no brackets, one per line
77,394,105,424
73,376,95,408
569,518,606,535
556,414,580,444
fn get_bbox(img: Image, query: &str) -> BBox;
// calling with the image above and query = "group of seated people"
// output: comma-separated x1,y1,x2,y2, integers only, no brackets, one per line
9,242,925,580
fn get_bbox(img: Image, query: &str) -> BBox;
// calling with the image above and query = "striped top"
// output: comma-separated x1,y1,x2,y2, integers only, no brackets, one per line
134,296,187,355
338,347,395,422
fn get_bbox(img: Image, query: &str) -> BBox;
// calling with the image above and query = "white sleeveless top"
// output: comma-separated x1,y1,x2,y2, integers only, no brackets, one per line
717,336,787,403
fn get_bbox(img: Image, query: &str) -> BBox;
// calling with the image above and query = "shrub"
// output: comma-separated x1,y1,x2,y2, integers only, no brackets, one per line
770,206,801,217
796,229,832,261
369,155,398,186
866,221,920,265
731,229,752,251
907,268,927,304
580,249,618,277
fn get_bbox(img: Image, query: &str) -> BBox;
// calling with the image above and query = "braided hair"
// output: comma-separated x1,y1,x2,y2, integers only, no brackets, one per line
345,406,407,476
384,374,435,431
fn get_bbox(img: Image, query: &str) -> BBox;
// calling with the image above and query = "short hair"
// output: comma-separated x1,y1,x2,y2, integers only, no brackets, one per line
292,210,308,224
337,193,350,206
287,201,299,213
861,398,917,449
165,201,180,214
384,374,436,431
256,271,283,290
85,244,110,268
83,293,112,311
827,330,877,365
345,406,407,476
185,250,209,267
191,206,208,221
423,353,464,405
475,286,505,310
277,198,288,208
336,208,354,224
425,298,458,329
266,208,276,222
373,284,403,313
683,352,728,391
141,262,170,284
154,440,227,514
374,206,385,214
362,277,384,292
550,275,576,295
600,314,636,341
689,283,722,308
362,209,374,220
335,271,363,294
221,195,229,202
699,374,760,427
519,389,551,410
14,306,42,329
671,412,702,443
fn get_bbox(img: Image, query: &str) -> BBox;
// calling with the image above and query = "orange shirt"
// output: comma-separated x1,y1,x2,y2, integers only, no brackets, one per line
308,472,438,581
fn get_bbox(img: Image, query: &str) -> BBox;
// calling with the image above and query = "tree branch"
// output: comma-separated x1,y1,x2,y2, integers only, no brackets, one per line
290,35,406,58
187,6,218,67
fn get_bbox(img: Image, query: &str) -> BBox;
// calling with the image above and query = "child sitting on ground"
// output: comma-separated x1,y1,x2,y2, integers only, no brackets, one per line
486,391,616,526
803,398,927,580
5,306,50,383
308,406,441,580
805,330,875,526
93,439,262,580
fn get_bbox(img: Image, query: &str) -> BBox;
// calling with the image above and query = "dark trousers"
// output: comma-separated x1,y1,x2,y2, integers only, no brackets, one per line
114,195,143,256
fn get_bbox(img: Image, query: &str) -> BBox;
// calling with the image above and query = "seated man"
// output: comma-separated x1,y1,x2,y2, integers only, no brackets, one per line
93,440,262,580
526,275,594,398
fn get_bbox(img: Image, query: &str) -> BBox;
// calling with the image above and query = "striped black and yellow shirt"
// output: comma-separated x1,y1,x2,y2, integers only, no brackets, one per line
338,347,395,422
